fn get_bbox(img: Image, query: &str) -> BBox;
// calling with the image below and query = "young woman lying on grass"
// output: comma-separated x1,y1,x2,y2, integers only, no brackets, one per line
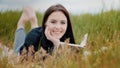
13,4,76,56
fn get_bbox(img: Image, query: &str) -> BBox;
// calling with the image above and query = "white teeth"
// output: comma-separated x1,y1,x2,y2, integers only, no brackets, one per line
54,32,60,34
54,31,61,33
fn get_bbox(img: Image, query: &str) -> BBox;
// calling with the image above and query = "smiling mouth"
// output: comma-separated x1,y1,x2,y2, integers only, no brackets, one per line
54,31,61,34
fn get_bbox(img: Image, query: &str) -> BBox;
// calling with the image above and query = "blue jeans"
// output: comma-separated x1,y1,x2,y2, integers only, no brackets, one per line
13,28,26,53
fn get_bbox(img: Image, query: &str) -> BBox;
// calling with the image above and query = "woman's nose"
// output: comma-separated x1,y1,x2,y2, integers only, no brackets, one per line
55,23,61,28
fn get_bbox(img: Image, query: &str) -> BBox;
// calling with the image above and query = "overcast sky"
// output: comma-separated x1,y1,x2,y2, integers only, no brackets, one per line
0,0,120,15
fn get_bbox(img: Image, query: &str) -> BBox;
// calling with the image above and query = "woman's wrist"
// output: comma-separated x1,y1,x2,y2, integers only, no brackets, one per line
53,40,60,49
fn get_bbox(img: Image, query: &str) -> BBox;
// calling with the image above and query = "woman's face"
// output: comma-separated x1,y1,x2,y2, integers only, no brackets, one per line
46,11,67,39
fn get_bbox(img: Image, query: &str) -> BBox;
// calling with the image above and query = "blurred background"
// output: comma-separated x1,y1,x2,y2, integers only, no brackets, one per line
0,0,120,68
0,0,120,15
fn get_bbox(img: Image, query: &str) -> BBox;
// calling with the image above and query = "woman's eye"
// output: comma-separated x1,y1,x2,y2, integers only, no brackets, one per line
61,21,66,24
51,21,56,24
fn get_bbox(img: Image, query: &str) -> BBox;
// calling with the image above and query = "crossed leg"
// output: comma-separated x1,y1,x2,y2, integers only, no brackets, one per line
24,6,39,29
14,6,39,53
17,6,38,30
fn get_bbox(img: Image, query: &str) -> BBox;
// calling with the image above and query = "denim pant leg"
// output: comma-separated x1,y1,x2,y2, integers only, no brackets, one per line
13,28,26,53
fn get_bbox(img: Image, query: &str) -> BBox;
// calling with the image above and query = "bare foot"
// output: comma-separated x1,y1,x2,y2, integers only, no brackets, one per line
24,6,39,29
17,9,29,29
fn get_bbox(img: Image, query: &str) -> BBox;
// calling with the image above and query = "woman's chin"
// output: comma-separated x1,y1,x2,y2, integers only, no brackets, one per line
55,37,60,39
52,34,63,39
54,36,62,39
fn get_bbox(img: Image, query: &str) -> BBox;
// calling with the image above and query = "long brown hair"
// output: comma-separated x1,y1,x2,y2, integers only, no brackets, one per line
41,4,75,51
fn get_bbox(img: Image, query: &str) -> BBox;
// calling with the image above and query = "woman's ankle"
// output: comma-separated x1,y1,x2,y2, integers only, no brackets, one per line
17,11,28,29
25,6,39,29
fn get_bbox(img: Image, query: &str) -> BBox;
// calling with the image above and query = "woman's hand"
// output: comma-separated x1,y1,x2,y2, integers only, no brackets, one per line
45,26,60,48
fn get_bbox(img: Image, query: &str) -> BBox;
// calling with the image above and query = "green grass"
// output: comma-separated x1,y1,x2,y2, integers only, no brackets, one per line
0,10,120,68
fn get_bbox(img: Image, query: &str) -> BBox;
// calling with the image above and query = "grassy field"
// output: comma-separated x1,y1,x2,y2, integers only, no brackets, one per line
0,10,120,68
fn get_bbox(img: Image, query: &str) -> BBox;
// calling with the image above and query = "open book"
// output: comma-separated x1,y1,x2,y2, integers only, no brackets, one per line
60,33,88,48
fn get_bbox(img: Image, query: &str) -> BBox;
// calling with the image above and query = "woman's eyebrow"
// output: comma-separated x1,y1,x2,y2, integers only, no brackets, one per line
61,20,67,22
49,19,67,22
50,19,56,20
49,19,56,21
